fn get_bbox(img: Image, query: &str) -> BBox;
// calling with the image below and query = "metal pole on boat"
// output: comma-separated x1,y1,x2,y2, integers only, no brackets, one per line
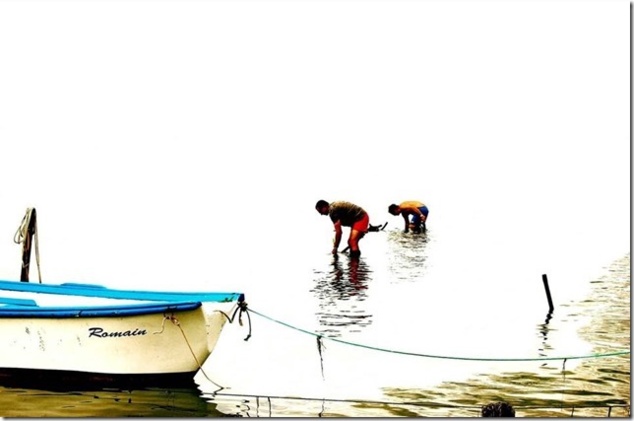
541,274,554,313
19,208,37,283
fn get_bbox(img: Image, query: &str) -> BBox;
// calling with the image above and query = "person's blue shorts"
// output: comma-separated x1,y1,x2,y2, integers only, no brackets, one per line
411,206,429,224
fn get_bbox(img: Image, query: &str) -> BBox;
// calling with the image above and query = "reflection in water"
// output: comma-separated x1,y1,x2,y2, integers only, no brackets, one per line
310,255,373,337
0,385,225,417
386,230,431,281
380,254,631,417
537,311,554,360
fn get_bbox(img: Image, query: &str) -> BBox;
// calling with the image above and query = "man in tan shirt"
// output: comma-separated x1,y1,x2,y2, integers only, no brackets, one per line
315,200,369,258
388,200,429,233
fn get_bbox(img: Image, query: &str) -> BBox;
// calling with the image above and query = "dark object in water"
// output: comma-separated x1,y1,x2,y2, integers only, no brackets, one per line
481,401,516,417
368,222,388,232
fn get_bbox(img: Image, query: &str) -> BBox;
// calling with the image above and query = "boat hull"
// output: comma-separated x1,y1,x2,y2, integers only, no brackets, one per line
1,305,213,373
0,280,245,388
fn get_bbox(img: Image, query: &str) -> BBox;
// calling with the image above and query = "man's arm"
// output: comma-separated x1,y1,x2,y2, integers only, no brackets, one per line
332,220,343,253
402,214,409,233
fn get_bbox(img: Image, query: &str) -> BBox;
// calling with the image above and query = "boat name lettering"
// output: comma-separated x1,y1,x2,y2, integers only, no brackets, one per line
88,327,147,338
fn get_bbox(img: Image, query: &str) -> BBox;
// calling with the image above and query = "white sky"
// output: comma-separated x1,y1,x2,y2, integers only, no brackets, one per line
0,0,629,287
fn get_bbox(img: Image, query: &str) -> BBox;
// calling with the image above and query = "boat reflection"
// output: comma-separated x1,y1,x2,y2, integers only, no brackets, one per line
0,384,226,417
310,255,373,337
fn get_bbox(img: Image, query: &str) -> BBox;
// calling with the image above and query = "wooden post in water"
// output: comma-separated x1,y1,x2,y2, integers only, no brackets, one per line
19,208,37,283
541,274,554,313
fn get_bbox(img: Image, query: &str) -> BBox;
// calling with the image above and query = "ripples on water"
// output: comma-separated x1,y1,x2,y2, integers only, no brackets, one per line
310,255,373,337
0,252,629,417
386,230,431,281
378,253,631,417
0,386,223,417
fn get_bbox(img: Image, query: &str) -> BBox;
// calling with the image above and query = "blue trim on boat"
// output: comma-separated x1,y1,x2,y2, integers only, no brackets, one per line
0,279,244,303
0,300,202,318
0,296,38,307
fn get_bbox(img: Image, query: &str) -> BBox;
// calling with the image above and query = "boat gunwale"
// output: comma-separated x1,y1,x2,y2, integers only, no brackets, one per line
0,279,244,304
0,300,203,318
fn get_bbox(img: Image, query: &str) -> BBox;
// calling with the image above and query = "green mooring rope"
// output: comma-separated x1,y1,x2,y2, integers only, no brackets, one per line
248,308,630,362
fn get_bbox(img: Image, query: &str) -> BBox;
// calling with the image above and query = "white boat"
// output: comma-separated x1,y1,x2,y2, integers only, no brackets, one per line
0,279,247,389
0,208,249,389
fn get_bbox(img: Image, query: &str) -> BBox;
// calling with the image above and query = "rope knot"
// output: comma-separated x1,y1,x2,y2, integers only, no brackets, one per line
215,299,252,341
153,313,179,334
238,300,248,327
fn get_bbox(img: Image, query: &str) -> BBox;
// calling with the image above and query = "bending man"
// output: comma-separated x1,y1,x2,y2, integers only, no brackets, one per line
315,200,369,258
388,200,429,233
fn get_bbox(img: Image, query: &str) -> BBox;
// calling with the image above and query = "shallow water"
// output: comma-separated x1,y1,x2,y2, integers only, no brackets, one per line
0,387,223,417
1,239,628,417
0,184,631,417
204,250,630,417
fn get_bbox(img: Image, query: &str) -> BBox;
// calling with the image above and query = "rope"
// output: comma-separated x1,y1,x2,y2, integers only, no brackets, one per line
156,313,226,392
152,302,254,393
247,308,630,362
215,299,252,341
152,313,171,334
560,358,567,410
13,209,31,245
254,396,272,417
33,220,41,283
211,309,628,416
212,390,630,416
317,336,325,380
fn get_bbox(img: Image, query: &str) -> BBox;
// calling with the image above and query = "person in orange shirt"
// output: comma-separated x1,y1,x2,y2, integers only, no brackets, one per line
388,200,429,233
315,200,369,259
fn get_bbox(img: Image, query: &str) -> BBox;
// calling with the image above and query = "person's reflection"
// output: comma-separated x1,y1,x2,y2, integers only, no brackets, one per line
331,254,368,296
387,229,430,281
311,254,373,337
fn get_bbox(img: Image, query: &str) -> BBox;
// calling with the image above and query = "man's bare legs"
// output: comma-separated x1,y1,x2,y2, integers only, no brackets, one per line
348,229,365,258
